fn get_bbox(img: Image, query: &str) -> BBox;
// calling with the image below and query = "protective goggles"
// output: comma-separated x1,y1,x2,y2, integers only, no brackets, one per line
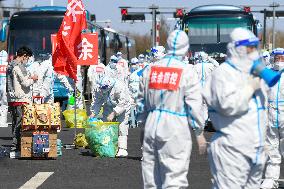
110,58,118,63
99,85,109,90
235,37,259,47
272,49,284,55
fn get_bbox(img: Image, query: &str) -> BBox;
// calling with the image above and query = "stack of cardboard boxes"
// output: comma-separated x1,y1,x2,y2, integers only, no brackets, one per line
21,102,61,159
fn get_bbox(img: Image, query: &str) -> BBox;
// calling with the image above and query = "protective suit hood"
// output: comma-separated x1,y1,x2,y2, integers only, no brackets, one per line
272,48,284,71
226,28,260,72
167,30,189,57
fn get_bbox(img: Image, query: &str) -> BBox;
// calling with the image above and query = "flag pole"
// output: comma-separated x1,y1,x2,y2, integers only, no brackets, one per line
74,80,77,138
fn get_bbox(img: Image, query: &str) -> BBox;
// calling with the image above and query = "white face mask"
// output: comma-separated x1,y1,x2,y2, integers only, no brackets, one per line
273,62,284,71
25,56,34,67
248,50,260,61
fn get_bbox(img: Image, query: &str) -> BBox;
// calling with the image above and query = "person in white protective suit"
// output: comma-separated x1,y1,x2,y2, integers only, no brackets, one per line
105,55,129,84
138,54,149,69
87,55,105,92
116,51,130,80
0,50,8,127
194,51,219,87
150,46,166,62
90,74,132,157
25,56,54,103
263,50,272,68
137,30,207,188
138,54,145,63
129,57,142,128
261,48,284,189
194,51,219,125
202,28,268,189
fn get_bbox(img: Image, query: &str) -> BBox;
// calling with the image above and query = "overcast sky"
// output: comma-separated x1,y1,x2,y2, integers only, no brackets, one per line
4,0,284,34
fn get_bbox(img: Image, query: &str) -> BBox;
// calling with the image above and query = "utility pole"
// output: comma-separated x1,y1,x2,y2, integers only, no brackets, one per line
263,9,267,48
270,2,280,49
149,4,158,47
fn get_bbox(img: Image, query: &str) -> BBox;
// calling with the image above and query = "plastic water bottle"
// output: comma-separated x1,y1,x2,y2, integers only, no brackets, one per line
68,94,75,105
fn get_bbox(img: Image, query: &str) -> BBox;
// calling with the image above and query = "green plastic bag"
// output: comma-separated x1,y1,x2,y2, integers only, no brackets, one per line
85,122,119,158
63,109,88,128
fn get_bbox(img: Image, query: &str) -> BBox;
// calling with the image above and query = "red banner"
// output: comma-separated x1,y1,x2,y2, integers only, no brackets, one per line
52,0,87,81
148,66,183,91
76,33,98,65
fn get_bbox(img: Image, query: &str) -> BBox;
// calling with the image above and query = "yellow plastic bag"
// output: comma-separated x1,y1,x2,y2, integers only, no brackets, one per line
74,133,89,148
63,109,88,128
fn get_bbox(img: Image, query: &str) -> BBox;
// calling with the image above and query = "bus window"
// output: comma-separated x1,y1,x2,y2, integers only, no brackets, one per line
188,23,217,44
9,15,62,60
186,17,253,54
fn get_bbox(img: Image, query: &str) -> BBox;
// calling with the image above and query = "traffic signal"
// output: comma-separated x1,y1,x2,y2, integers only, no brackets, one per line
244,6,251,13
121,8,145,22
174,8,184,18
121,8,128,16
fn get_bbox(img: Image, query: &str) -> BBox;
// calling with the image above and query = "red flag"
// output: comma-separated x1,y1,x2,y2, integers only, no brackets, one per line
52,0,87,81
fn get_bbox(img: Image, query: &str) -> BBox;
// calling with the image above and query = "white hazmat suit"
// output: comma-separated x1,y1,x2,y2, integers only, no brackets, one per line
261,48,284,189
87,56,106,92
203,28,268,189
105,55,129,84
91,74,132,157
26,56,54,103
129,57,142,128
194,52,219,122
137,30,206,188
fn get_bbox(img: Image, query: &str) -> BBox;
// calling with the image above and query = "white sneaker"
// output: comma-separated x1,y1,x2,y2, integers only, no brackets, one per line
116,149,128,157
261,179,279,189
9,151,20,159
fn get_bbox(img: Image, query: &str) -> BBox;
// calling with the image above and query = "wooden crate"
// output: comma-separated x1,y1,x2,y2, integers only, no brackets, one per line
21,131,57,159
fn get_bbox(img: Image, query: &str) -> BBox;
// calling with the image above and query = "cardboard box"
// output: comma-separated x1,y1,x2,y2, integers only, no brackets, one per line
21,131,57,158
22,103,61,131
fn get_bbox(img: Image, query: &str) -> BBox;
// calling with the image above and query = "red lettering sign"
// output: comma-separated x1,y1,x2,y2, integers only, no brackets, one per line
76,33,98,65
148,66,182,91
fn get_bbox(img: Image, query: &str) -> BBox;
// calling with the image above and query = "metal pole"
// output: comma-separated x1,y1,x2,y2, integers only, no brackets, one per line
263,8,267,49
74,81,77,138
50,0,54,6
150,4,158,47
272,3,276,49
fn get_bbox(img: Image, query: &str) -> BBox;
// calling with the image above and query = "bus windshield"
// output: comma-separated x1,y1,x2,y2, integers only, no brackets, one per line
9,16,63,59
186,17,253,54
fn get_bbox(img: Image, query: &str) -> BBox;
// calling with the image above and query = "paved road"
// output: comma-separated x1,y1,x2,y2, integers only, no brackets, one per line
0,124,283,189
